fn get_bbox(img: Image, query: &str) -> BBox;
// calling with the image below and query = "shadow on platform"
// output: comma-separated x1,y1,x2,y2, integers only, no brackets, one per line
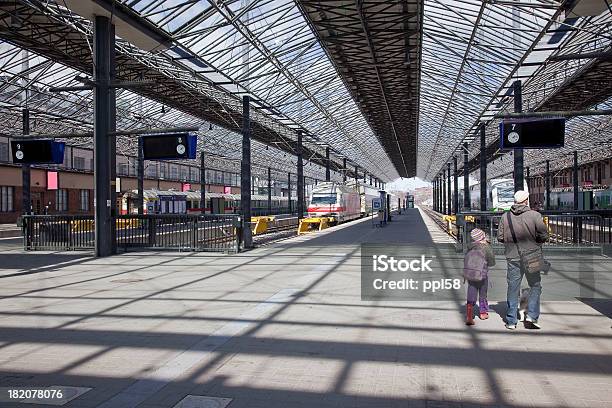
0,253,93,279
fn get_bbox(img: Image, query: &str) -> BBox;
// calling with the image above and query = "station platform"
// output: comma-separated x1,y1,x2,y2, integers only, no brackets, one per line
0,208,610,408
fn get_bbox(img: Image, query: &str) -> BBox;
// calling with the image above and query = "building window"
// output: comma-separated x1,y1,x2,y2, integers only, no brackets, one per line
56,189,68,212
73,156,86,170
0,186,14,212
79,190,90,211
170,166,179,180
118,163,129,176
146,164,157,178
0,141,8,162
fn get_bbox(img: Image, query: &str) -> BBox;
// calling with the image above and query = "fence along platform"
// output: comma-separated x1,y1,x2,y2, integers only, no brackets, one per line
22,214,241,252
452,211,612,253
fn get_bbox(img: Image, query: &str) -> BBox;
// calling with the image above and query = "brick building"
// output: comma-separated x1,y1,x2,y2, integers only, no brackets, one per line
527,158,612,206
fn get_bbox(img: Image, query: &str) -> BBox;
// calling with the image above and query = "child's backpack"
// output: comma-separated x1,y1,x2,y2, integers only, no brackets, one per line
463,247,488,282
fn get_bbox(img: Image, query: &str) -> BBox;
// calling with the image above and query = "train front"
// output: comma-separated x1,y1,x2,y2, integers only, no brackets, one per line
307,183,340,219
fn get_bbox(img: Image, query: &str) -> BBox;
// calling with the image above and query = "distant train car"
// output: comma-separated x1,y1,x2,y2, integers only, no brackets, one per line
546,190,594,211
460,178,528,212
593,189,612,209
307,182,361,222
121,190,295,215
347,180,380,216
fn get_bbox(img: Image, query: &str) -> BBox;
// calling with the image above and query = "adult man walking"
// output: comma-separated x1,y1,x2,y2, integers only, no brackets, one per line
497,190,549,330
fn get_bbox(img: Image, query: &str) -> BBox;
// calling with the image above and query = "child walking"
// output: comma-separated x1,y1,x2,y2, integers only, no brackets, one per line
463,228,496,325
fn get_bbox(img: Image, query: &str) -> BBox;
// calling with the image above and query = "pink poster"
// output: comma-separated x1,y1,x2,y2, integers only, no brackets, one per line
47,171,58,190
224,186,231,194
182,183,191,192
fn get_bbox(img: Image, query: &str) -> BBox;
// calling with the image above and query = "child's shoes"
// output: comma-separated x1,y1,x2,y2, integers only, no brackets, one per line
479,312,489,320
466,304,475,326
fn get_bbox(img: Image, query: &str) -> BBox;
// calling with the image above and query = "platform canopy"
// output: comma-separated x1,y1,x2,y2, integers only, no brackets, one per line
0,0,400,182
418,0,612,181
297,0,422,178
1,0,611,183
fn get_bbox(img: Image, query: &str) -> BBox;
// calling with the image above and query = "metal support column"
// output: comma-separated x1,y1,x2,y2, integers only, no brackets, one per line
573,151,579,210
137,138,144,215
513,80,524,193
325,147,331,182
21,108,30,216
109,24,117,255
442,170,447,215
526,166,530,202
287,173,292,213
573,151,579,243
437,177,442,213
303,176,307,210
436,174,442,213
343,158,347,183
446,163,451,214
297,132,304,219
438,177,442,213
241,95,252,249
545,160,550,210
479,124,487,211
433,177,437,212
355,166,359,186
453,156,459,214
267,167,272,215
463,143,470,211
200,152,205,214
93,15,114,257
369,175,372,185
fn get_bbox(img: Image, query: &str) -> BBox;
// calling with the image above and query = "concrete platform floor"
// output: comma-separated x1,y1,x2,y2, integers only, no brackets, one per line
0,209,611,408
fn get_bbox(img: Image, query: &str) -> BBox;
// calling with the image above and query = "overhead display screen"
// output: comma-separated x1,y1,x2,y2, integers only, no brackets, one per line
500,118,565,149
11,140,65,164
141,133,197,160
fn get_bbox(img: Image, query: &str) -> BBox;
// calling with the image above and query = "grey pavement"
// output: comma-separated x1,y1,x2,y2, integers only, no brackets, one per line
0,208,610,408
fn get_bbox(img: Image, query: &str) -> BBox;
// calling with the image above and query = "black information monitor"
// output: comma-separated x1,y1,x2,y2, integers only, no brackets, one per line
141,133,197,160
500,117,565,149
11,140,65,164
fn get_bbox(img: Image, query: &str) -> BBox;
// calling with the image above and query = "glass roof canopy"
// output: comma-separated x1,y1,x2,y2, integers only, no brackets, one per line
0,0,611,183
422,0,612,181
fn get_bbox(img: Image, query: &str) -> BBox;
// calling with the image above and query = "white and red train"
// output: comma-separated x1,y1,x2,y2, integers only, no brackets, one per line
307,181,398,222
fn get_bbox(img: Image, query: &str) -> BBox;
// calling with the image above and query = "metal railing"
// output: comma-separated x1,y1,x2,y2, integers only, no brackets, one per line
456,211,611,252
116,214,241,252
22,214,241,252
23,215,95,250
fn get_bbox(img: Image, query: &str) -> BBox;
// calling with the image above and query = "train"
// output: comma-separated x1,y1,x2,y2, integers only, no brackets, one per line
459,178,529,212
307,181,399,222
120,189,296,215
547,188,612,210
347,180,383,216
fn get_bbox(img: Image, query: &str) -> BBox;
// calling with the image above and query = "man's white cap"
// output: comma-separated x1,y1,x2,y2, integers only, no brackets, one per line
514,190,529,203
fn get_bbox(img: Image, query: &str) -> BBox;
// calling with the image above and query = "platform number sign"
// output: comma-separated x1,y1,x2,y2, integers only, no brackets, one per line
372,198,382,210
10,139,65,164
141,133,197,160
500,118,565,149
